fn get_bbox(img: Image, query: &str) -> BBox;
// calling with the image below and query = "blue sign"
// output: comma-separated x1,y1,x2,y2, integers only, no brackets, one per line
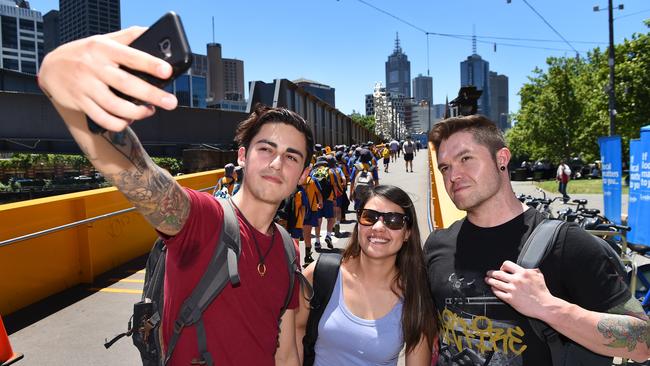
628,139,642,244
635,130,650,245
598,136,622,224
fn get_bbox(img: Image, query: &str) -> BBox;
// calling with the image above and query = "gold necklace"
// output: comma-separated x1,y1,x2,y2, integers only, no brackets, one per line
230,200,276,277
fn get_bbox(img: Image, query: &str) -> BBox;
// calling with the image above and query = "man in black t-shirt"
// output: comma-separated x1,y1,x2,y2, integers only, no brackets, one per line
424,115,650,365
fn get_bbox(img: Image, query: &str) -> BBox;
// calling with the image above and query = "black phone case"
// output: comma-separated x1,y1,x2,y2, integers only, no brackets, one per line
87,12,193,134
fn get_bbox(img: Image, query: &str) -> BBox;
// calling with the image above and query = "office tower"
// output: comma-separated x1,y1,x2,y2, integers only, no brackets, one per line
222,58,244,101
294,78,335,107
385,33,410,98
460,37,490,118
413,74,432,105
207,43,245,110
365,93,374,117
0,0,43,74
59,0,120,44
164,53,208,109
42,10,59,54
489,71,509,131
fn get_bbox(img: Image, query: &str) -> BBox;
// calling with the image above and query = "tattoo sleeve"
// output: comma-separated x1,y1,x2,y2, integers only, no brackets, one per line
94,127,190,233
598,297,650,351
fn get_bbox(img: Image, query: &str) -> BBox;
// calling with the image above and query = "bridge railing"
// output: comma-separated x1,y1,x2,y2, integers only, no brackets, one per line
0,170,223,315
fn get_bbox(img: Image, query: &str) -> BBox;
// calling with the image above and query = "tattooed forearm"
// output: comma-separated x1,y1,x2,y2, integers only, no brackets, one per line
598,297,650,351
86,126,190,233
597,316,650,351
104,165,189,232
99,128,148,173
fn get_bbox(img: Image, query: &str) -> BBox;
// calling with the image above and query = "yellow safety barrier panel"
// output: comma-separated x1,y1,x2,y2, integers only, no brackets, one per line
428,142,466,229
0,170,224,315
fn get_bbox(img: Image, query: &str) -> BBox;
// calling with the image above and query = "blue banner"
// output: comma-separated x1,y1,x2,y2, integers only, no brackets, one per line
598,136,622,224
628,139,642,244
635,130,650,245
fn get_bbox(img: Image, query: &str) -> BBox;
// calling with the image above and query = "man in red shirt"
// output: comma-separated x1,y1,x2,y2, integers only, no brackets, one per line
38,27,314,365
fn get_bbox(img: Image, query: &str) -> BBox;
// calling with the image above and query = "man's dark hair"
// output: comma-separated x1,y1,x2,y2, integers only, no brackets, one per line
428,115,506,159
235,104,314,168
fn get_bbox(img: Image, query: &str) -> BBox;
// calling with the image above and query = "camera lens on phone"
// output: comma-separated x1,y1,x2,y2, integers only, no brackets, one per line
158,38,172,59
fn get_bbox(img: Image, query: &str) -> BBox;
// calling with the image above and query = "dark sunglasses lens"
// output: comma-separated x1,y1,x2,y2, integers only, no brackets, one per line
359,210,379,226
358,209,407,230
383,213,406,230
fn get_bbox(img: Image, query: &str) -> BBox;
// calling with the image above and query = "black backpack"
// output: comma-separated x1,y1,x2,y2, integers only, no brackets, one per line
276,187,299,230
517,219,628,366
105,198,303,366
312,166,333,200
302,252,343,366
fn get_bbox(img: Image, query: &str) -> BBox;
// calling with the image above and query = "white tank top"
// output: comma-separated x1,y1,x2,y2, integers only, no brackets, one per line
314,269,404,365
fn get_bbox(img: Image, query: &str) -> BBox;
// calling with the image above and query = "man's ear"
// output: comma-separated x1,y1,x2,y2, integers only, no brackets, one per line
237,146,247,167
496,147,511,169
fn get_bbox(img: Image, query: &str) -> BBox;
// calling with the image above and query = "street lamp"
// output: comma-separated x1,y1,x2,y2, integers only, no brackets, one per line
594,1,624,136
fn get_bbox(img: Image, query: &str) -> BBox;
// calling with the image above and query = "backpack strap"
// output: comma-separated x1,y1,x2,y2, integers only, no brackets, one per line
517,219,564,269
516,219,567,366
302,252,343,366
163,198,241,366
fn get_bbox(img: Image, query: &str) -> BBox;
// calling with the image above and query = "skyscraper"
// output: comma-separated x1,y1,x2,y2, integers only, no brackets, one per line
59,0,120,44
489,71,509,131
413,74,432,105
460,40,490,118
206,43,245,111
0,0,43,74
42,10,59,54
385,33,410,98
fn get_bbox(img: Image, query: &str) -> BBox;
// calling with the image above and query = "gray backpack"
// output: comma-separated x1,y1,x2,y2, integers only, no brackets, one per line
518,219,627,366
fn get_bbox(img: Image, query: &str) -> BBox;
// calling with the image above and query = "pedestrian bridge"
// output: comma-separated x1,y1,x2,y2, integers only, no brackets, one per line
0,146,465,365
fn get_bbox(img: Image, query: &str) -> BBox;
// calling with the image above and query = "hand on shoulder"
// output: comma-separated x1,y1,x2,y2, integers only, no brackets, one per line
38,26,178,131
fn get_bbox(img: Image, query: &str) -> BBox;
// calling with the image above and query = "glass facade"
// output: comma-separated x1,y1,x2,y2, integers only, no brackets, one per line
0,4,44,74
166,74,207,109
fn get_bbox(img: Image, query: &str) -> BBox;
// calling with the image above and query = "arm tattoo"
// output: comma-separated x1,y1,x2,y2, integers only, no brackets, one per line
98,127,189,232
598,297,650,351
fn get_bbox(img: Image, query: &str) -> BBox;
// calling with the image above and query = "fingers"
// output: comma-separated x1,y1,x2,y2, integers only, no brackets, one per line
86,35,173,82
80,95,132,132
500,260,522,273
106,26,148,46
98,65,177,110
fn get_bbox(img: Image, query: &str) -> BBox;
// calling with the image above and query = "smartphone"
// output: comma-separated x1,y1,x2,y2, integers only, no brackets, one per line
87,11,193,134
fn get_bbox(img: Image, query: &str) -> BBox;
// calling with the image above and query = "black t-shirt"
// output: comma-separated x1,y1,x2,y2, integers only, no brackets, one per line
424,208,630,366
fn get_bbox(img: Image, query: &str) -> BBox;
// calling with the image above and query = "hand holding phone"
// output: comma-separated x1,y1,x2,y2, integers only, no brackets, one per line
87,12,193,134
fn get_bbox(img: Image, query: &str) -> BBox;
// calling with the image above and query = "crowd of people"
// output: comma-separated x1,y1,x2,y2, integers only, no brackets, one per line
213,138,419,267
36,28,650,366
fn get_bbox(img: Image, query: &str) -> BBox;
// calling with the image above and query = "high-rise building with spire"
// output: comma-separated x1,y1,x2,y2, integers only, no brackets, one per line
460,33,490,117
385,33,411,98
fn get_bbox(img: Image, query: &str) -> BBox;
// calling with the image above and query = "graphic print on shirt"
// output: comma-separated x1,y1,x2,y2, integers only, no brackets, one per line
438,270,527,366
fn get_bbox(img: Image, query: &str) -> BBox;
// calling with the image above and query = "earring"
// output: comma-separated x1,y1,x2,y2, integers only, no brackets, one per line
500,166,506,171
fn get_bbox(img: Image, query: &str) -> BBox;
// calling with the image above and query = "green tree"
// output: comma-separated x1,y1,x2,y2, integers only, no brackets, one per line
349,112,376,133
508,23,650,164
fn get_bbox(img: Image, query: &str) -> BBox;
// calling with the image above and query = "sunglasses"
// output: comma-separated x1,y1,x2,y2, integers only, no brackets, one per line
357,208,410,230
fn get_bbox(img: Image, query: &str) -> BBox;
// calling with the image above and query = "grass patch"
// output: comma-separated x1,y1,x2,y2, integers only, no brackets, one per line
535,179,629,195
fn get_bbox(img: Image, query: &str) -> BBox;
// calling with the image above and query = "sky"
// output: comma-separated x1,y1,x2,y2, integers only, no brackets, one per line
28,0,650,117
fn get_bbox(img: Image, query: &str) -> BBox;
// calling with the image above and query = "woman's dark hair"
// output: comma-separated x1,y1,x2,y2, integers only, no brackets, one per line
234,103,314,168
342,185,438,354
428,114,505,161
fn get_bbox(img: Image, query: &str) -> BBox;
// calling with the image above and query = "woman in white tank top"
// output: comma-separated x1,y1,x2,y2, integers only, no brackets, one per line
296,185,439,365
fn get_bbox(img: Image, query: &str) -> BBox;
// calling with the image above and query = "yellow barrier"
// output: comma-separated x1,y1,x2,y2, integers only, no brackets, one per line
428,142,466,229
0,170,224,315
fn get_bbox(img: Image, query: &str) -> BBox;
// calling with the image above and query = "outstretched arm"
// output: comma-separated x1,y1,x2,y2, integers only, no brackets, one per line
486,260,650,362
38,27,189,235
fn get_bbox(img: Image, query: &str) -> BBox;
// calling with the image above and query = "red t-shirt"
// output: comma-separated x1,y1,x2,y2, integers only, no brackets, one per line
161,188,300,365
